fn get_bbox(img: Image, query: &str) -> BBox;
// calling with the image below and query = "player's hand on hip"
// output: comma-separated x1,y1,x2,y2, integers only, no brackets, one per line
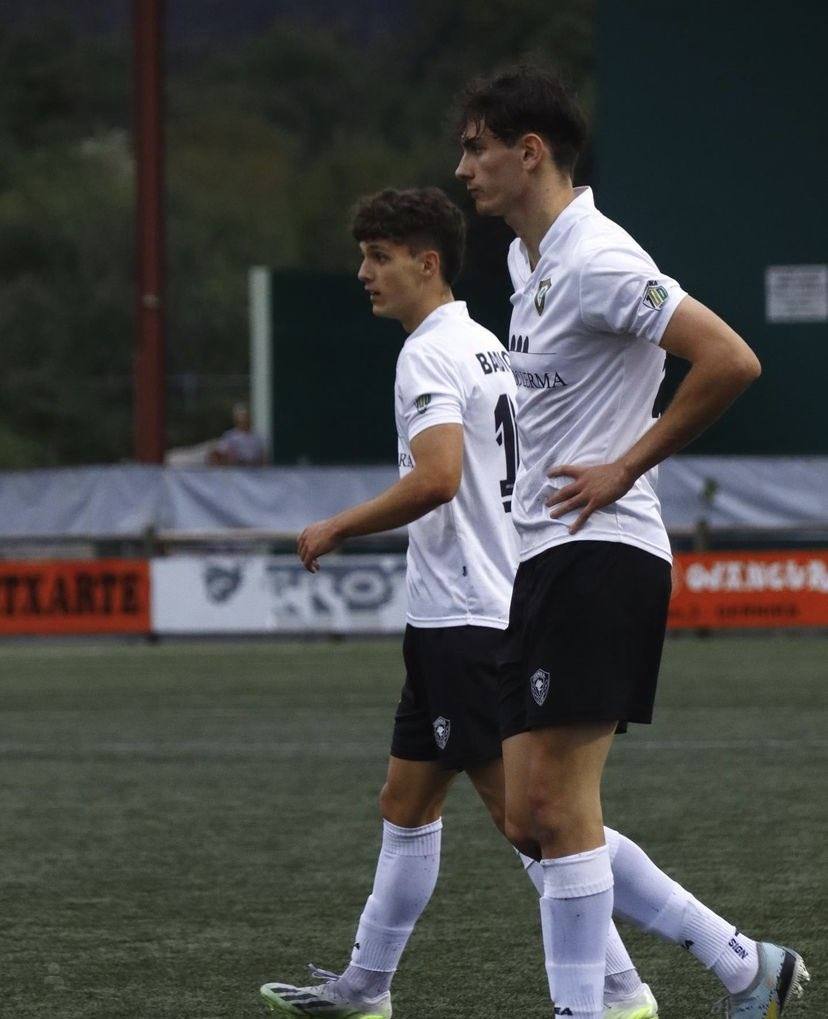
545,462,635,533
297,518,342,572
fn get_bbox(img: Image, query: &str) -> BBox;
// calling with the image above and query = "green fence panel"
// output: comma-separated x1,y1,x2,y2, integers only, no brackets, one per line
596,0,827,453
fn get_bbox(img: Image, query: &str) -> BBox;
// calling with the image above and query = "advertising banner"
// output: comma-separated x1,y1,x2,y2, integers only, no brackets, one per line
5,552,824,638
669,551,828,629
151,554,407,634
0,559,150,635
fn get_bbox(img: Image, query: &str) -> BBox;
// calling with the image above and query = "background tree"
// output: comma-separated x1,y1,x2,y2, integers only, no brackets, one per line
0,1,594,466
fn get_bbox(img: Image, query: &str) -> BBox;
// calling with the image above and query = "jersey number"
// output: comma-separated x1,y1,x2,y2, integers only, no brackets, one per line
494,394,520,513
651,365,669,419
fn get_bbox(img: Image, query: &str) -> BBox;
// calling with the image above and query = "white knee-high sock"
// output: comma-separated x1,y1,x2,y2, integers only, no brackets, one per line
540,845,614,1019
605,827,759,994
517,850,642,1001
340,819,442,998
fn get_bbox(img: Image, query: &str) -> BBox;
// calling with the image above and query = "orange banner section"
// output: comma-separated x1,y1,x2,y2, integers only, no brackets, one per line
0,560,150,635
669,550,828,629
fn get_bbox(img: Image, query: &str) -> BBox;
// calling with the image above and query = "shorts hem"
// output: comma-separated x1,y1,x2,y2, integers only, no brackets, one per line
390,747,439,763
501,715,651,741
390,747,502,772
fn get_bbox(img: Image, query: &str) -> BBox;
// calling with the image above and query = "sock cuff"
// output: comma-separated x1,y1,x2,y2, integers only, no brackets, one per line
541,844,614,899
603,826,621,862
381,818,442,855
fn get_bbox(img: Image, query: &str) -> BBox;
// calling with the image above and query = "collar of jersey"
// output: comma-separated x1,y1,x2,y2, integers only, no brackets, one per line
405,300,469,342
516,185,595,277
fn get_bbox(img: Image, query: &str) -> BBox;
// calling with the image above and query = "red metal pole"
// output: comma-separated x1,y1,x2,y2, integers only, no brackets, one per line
133,0,166,463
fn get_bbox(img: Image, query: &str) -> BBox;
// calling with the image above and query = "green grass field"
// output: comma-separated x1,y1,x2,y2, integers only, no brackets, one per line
1,636,825,1018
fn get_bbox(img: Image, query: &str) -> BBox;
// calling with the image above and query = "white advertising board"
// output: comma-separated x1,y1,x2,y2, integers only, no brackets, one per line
765,264,828,323
151,554,407,634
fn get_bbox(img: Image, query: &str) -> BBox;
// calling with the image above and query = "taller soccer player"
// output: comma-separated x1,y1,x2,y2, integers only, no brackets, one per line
455,67,808,1019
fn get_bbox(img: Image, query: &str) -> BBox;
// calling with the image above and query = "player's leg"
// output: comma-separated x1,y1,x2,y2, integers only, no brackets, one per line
338,756,454,997
458,622,643,1011
497,740,653,1017
465,754,506,831
498,543,673,1019
500,536,806,1016
505,744,808,1017
329,626,504,1011
261,756,454,1017
335,625,460,1000
602,826,809,1012
261,625,455,1017
506,723,617,1019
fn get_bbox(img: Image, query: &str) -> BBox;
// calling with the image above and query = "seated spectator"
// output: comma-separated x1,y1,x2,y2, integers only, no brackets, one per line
209,403,266,466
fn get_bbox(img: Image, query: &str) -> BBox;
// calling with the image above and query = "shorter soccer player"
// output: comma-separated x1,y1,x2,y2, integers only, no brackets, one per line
259,187,657,1019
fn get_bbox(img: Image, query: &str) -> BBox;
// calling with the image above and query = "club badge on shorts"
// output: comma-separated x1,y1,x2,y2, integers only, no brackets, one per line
432,716,451,750
530,668,550,706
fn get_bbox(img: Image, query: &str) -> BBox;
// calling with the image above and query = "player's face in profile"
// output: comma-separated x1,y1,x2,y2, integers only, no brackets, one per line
357,239,423,322
455,123,523,216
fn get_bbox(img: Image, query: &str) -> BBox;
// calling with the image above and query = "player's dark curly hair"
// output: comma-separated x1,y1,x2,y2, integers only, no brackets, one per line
351,187,466,286
456,65,586,175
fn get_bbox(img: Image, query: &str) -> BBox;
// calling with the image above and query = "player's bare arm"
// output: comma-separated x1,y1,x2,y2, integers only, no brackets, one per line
297,423,463,571
547,295,761,532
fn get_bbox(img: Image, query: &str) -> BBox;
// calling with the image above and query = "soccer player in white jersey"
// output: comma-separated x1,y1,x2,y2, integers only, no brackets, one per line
455,67,808,1019
260,188,656,1019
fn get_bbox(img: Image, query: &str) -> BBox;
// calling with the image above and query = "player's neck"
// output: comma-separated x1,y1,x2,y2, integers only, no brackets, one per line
507,177,576,271
401,290,454,334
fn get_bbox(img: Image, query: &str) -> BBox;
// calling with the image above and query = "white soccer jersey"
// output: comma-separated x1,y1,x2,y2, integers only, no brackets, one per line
506,186,687,564
395,301,519,628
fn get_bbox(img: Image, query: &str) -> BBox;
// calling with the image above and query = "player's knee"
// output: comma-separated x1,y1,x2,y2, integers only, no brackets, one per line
525,787,573,842
504,814,536,857
378,781,436,828
527,786,604,851
378,780,400,820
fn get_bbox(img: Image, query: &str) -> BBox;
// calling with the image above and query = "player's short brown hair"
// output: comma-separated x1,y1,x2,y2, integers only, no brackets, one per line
351,187,466,285
457,65,586,175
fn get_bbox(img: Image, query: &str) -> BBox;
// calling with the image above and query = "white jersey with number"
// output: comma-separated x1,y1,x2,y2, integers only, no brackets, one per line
395,301,519,629
506,186,686,565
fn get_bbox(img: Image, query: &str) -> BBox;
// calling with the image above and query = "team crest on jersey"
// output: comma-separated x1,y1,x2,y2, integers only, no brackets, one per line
643,280,669,310
530,668,550,706
534,278,552,315
432,716,451,750
415,393,431,414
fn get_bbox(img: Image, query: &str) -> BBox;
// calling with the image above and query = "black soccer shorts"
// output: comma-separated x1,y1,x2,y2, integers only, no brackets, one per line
391,624,505,771
499,540,672,740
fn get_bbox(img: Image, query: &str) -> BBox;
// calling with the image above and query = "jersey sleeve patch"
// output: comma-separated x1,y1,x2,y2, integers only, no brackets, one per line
579,247,686,344
398,344,465,444
642,280,670,310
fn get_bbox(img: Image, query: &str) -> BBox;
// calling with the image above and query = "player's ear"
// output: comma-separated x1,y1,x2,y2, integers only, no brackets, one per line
422,250,441,279
520,133,546,171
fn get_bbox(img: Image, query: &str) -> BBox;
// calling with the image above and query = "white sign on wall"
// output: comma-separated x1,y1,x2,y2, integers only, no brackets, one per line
765,265,828,323
151,554,407,634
